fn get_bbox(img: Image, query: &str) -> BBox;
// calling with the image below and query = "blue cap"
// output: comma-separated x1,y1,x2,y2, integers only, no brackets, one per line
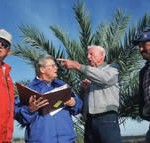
133,28,150,45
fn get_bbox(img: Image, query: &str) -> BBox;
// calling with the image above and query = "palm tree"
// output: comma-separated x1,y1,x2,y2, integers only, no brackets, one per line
13,1,150,142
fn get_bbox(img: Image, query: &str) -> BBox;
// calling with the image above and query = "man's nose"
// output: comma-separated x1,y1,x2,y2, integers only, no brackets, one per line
87,54,90,59
139,46,144,52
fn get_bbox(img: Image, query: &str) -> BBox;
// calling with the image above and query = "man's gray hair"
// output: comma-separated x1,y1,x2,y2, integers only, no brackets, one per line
88,45,106,57
35,54,54,75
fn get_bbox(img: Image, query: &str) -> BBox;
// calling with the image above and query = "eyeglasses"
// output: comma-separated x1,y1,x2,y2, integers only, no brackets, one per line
0,39,10,49
44,64,57,68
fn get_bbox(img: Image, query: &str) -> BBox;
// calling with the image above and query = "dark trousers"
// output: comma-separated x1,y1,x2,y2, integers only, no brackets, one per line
84,111,121,143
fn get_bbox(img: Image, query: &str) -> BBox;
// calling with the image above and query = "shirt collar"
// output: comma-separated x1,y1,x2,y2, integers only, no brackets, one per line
97,62,107,68
0,62,11,73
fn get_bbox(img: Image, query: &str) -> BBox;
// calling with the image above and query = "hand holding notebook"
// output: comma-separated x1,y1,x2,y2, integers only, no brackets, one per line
16,83,72,115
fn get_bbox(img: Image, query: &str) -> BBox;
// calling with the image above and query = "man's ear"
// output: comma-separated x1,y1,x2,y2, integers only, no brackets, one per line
40,67,45,74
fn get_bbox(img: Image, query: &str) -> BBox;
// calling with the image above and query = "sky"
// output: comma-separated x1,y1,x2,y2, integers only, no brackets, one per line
1,0,150,138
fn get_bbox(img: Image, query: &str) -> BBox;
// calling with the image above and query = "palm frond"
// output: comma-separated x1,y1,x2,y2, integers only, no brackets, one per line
119,74,140,119
50,25,87,64
19,25,49,50
50,25,71,49
108,9,130,48
93,23,108,48
73,1,93,50
66,40,87,64
13,44,40,66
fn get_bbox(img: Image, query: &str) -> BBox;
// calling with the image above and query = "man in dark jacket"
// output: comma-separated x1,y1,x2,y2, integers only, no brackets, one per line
133,28,150,143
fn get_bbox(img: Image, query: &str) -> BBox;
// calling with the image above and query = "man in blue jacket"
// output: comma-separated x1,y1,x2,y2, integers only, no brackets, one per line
15,55,82,143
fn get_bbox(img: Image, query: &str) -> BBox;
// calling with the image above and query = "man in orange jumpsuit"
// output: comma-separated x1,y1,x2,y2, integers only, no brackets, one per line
0,29,14,143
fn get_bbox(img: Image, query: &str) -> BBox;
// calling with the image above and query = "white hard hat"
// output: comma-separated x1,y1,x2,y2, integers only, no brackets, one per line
0,29,12,44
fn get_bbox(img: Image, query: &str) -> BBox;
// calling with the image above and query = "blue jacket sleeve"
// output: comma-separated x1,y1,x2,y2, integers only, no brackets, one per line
68,92,83,115
14,96,38,126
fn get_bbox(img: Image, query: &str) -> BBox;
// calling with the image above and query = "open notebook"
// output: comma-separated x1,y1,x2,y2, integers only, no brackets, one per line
16,83,72,115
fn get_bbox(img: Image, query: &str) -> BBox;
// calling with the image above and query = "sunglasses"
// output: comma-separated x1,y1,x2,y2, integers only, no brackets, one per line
0,39,10,49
